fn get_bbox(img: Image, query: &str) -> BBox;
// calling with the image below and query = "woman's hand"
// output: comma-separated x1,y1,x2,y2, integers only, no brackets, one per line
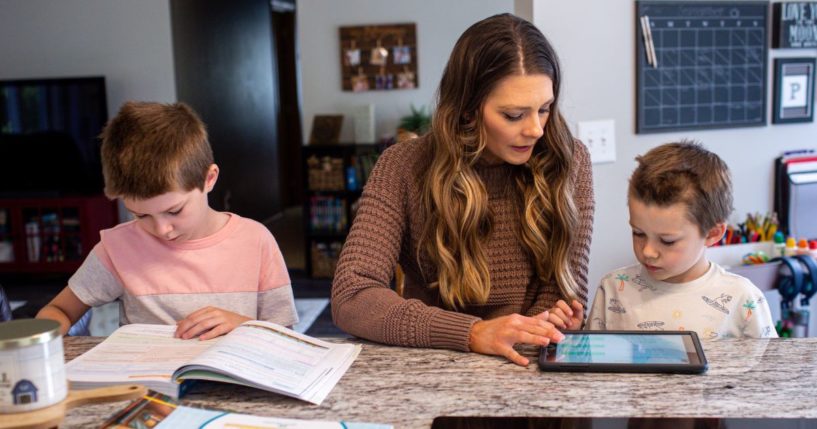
175,306,252,340
469,312,564,366
547,299,584,330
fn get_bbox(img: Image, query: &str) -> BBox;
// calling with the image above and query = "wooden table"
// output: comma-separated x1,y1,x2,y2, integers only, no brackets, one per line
61,337,817,428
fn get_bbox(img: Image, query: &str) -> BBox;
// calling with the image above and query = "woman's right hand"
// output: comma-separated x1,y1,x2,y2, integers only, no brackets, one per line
468,311,564,366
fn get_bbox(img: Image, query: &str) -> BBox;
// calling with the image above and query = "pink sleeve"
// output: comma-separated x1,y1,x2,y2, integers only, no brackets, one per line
259,230,291,291
91,240,126,287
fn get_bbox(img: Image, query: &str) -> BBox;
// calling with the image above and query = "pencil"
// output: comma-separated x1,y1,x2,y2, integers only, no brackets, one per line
640,16,654,66
644,15,658,68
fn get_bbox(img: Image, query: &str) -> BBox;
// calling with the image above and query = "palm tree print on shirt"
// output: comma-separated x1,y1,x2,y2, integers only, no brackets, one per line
616,274,629,291
743,299,756,320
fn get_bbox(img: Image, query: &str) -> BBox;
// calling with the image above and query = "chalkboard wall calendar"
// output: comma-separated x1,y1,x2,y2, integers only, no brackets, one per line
636,2,768,134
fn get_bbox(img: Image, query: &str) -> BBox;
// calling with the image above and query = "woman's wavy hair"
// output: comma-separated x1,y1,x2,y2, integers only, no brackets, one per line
419,13,579,309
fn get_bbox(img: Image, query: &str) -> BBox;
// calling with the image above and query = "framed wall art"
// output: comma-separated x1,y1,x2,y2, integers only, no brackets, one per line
309,115,344,145
773,57,816,124
339,23,418,92
772,2,817,48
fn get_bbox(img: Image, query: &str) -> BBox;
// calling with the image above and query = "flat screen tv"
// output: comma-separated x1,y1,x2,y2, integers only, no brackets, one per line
0,76,108,196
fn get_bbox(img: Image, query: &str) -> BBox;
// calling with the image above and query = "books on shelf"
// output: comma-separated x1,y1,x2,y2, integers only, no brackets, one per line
101,390,391,429
66,321,362,405
306,152,380,194
309,196,348,233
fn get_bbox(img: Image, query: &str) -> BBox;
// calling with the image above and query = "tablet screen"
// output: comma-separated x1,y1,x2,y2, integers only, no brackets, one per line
545,332,701,365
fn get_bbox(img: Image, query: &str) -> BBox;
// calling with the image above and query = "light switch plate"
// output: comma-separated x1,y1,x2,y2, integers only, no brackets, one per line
577,119,616,164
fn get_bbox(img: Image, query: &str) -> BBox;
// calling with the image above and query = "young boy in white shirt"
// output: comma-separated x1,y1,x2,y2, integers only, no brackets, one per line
585,141,777,339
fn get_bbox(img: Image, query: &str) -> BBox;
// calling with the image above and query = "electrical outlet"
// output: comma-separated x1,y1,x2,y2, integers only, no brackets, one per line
577,119,616,164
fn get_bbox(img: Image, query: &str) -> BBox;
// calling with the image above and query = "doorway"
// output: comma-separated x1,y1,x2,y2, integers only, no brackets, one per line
269,0,307,273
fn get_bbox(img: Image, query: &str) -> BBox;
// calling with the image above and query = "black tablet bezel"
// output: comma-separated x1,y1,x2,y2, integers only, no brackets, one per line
537,330,708,374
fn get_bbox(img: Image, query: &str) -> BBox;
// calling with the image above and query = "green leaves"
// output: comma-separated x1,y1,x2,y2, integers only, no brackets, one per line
398,104,431,134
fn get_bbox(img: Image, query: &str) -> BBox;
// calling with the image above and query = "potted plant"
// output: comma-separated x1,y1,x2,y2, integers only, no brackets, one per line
397,104,431,141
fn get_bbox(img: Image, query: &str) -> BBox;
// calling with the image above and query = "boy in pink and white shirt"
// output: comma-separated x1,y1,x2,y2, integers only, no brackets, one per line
37,102,297,339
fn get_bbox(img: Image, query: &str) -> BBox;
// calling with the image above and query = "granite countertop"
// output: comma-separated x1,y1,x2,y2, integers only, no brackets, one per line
61,337,817,428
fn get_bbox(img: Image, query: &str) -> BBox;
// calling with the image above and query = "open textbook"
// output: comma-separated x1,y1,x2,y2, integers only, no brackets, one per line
66,321,361,405
101,390,391,429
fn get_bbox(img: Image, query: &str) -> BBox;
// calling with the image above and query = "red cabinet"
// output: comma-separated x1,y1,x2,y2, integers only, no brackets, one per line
0,196,118,274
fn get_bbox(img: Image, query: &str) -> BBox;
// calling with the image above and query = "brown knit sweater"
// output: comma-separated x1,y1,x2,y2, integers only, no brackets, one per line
331,137,594,352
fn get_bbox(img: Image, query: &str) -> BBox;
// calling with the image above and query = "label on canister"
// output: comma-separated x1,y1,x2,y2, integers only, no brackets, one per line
0,319,67,413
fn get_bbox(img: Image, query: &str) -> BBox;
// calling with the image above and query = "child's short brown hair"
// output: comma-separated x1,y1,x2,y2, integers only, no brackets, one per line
629,140,733,234
100,101,213,199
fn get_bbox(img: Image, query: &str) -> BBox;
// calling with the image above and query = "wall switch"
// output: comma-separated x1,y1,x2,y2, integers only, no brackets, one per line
577,119,616,164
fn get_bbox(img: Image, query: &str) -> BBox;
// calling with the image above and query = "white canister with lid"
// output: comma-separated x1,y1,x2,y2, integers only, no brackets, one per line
0,319,67,412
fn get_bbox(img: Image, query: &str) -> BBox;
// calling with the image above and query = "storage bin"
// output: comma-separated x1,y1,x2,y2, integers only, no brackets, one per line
311,241,343,278
307,156,345,191
706,242,779,292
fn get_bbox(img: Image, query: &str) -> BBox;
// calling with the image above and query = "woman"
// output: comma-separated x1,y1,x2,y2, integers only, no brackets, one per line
331,13,594,366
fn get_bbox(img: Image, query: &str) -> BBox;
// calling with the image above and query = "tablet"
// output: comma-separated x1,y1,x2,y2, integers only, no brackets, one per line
538,330,707,374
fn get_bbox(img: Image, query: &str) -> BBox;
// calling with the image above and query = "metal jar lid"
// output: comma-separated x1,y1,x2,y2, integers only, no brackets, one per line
0,319,61,350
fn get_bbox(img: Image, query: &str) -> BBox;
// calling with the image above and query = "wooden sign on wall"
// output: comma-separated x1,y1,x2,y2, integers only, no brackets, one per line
773,2,817,48
339,23,418,92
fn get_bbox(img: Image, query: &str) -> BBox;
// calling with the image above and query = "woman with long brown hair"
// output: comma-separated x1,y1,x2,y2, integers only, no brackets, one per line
331,13,594,366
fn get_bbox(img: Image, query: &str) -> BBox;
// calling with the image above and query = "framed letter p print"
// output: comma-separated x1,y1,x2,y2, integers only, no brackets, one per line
773,57,816,124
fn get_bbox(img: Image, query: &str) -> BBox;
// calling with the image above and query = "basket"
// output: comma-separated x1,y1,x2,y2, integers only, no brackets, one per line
307,156,345,191
311,241,343,278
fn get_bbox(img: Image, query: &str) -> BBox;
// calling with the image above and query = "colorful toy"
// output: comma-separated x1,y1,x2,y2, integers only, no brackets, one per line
741,251,769,265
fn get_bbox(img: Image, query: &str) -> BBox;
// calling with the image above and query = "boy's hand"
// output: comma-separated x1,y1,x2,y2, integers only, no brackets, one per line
175,306,252,340
547,299,584,330
469,311,565,366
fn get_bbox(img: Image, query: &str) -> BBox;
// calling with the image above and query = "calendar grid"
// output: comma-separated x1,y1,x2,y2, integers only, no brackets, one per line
636,2,768,133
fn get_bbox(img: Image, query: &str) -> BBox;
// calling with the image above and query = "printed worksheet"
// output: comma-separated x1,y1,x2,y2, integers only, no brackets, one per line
67,321,361,404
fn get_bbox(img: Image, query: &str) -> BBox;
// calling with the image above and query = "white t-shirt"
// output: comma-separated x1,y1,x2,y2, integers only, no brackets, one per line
587,262,777,339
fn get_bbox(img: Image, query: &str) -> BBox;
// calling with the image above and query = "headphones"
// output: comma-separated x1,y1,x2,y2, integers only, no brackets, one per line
775,255,817,314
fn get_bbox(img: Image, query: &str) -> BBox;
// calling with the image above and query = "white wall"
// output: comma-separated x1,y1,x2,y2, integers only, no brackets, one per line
0,0,177,118
297,0,514,143
533,0,817,307
4,0,816,315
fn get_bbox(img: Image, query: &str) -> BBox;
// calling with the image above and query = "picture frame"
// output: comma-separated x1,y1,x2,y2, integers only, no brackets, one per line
339,23,418,92
393,46,411,64
351,72,369,92
344,48,360,66
773,57,816,124
369,46,388,66
772,2,817,49
397,70,416,89
308,115,344,145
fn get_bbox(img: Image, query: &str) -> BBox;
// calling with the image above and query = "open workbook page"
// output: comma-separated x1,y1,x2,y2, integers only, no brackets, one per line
67,321,361,405
174,320,361,404
66,324,213,396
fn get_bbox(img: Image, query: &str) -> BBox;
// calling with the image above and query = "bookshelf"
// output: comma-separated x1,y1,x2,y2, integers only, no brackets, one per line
303,144,381,278
0,196,118,274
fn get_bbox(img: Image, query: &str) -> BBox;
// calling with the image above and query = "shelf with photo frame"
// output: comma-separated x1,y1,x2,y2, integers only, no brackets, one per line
302,143,383,278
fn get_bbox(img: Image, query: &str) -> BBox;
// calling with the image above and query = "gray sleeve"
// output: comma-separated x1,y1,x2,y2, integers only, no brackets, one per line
68,252,124,307
258,284,299,326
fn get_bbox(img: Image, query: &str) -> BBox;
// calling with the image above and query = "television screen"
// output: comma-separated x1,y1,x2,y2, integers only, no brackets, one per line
0,76,108,196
